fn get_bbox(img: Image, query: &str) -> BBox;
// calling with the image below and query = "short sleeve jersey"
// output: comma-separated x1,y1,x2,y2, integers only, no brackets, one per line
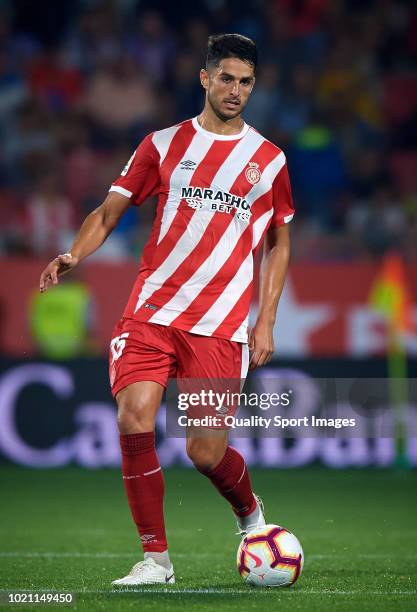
110,117,295,343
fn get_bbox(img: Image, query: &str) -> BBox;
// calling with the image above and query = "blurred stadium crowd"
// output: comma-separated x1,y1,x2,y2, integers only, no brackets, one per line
0,0,416,262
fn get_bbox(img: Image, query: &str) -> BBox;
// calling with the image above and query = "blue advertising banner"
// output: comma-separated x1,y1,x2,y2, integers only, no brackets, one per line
0,359,416,468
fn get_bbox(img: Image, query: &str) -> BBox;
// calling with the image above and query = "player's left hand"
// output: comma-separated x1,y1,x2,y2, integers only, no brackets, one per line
248,320,275,370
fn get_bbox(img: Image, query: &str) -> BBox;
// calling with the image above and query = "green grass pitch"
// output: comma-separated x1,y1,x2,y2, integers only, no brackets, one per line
0,466,416,611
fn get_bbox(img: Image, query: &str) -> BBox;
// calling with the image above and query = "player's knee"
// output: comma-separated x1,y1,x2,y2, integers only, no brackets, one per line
186,438,226,472
116,394,155,434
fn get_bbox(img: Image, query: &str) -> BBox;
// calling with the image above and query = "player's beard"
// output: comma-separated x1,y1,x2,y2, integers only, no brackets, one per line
207,90,246,122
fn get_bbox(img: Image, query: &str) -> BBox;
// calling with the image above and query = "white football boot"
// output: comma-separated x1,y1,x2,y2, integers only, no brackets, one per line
112,558,175,586
236,494,266,536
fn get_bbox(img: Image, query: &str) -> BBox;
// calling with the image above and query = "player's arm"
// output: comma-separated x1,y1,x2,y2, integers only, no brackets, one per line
249,156,294,370
39,192,131,292
249,224,290,369
39,133,160,293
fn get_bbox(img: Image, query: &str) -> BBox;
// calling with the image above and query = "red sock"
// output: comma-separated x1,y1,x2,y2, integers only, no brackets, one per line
199,446,256,517
120,432,167,552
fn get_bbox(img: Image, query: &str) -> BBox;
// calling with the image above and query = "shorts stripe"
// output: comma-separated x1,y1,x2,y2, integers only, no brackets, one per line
240,344,249,379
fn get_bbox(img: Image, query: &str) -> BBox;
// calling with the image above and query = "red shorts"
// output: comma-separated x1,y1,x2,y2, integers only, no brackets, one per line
109,318,249,398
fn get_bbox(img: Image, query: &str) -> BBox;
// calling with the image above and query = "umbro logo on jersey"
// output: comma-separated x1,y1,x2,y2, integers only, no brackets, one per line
180,160,196,170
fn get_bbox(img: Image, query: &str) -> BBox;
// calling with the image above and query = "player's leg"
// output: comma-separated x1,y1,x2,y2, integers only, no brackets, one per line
186,428,264,534
109,320,176,585
176,330,265,534
116,381,171,566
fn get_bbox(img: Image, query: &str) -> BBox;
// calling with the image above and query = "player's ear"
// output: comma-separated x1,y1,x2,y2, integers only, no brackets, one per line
200,68,209,91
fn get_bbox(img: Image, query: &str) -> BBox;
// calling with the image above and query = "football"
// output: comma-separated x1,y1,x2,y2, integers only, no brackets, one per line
237,524,304,587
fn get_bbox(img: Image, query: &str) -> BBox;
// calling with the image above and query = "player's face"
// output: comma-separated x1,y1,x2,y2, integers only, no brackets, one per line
201,58,255,121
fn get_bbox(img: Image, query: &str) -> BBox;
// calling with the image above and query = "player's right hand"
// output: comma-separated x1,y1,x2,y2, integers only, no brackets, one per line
39,253,79,293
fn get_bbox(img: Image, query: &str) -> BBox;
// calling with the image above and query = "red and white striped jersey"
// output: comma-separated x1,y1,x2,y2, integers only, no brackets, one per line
110,117,294,343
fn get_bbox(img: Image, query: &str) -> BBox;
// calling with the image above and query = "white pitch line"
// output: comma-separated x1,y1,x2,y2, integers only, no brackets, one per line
1,552,417,560
1,589,416,596
0,552,137,558
109,590,417,596
0,552,219,559
0,529,204,536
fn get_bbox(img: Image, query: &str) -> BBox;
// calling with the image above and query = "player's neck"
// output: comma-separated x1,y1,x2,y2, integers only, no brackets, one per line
197,107,245,136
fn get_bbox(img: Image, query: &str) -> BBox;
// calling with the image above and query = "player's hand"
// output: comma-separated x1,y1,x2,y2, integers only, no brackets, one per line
248,320,275,370
39,253,79,293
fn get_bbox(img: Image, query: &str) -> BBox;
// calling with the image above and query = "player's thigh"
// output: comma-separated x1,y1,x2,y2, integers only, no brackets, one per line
116,380,165,434
176,332,249,424
109,319,176,433
176,332,249,380
109,319,176,396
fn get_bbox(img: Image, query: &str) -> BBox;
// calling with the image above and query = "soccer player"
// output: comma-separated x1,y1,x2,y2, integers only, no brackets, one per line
39,33,294,585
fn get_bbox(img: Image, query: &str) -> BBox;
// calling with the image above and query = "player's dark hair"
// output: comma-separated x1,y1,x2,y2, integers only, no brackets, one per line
206,33,257,73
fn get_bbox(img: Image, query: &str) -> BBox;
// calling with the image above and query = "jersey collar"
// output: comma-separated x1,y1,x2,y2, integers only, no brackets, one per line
192,116,250,141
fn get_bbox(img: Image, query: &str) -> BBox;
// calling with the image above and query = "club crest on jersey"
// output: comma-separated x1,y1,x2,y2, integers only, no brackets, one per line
245,162,261,185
